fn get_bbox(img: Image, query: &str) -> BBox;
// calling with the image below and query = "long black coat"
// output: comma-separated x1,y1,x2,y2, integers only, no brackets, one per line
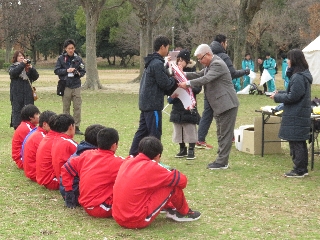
274,69,313,141
9,62,39,128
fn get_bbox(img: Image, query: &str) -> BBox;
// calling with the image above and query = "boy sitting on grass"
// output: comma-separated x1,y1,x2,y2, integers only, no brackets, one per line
12,104,40,169
61,128,127,218
112,136,201,229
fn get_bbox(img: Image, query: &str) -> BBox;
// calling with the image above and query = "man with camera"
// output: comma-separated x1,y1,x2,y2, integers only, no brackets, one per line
54,39,86,135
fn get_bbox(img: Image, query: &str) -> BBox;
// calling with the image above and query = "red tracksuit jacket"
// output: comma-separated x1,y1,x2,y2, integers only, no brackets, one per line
36,130,59,186
51,133,77,180
112,153,188,227
12,121,36,169
23,127,46,181
61,149,124,208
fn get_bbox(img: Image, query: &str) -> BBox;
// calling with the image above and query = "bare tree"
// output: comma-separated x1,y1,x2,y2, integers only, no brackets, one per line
79,0,125,90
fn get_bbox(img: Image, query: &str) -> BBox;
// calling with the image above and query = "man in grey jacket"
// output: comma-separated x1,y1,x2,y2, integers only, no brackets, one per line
179,44,238,170
196,34,249,149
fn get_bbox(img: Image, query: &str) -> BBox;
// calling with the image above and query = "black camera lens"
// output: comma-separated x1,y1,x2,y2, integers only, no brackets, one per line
26,59,31,64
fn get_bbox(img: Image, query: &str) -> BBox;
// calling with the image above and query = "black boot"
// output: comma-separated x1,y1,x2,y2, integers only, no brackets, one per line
175,143,187,158
75,126,84,135
187,143,196,160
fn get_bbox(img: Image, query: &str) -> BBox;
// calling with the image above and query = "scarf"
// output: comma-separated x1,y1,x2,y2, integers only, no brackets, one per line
14,62,28,80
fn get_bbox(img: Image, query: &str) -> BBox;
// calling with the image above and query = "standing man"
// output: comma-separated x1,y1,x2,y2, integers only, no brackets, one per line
281,53,289,89
179,44,239,170
263,52,276,92
242,53,255,89
196,34,249,149
129,36,177,157
54,39,86,135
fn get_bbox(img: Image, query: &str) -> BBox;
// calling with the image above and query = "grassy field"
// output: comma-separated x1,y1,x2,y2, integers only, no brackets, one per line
1,69,320,239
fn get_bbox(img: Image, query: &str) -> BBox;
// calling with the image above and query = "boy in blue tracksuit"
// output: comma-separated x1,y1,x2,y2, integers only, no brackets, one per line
281,53,289,89
241,53,255,89
263,52,276,92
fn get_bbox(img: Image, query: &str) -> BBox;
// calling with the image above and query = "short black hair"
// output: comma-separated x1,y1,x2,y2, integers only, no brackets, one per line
138,136,163,160
39,111,56,128
63,39,76,49
97,128,119,150
265,52,271,57
50,114,75,133
245,53,251,57
21,104,40,121
154,36,170,52
214,34,227,44
84,124,106,147
281,53,287,59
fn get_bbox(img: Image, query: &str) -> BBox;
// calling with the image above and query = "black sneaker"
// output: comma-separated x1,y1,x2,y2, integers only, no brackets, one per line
75,127,84,135
186,149,195,160
284,170,305,178
169,208,201,222
207,162,229,170
164,208,177,219
175,147,187,158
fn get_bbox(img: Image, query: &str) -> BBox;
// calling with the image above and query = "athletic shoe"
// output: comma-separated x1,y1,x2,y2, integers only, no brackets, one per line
163,208,176,219
186,149,196,160
207,162,229,170
284,170,305,178
195,141,213,149
175,147,187,158
169,208,201,222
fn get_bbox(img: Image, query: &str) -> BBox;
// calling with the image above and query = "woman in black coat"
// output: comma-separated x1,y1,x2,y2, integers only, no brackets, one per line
271,49,312,177
9,51,39,129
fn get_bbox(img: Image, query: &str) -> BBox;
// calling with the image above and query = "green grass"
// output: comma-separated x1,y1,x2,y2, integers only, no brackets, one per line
1,70,320,239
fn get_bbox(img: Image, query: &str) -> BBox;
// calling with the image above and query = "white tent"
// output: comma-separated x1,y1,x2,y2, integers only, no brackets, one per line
302,35,320,84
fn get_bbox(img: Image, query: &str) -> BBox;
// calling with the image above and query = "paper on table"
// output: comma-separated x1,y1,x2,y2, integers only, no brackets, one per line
260,69,273,86
172,88,193,109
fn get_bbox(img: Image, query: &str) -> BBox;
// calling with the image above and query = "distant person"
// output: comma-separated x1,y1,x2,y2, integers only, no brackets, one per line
281,53,289,89
11,104,40,169
232,77,241,92
179,44,238,170
54,39,86,135
22,110,56,181
9,51,39,129
168,49,201,160
257,58,267,93
241,53,254,89
263,52,276,92
196,34,248,149
113,136,201,229
270,49,312,177
129,36,177,156
61,128,126,218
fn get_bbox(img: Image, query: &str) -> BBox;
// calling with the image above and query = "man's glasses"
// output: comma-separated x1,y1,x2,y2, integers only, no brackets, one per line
198,53,207,62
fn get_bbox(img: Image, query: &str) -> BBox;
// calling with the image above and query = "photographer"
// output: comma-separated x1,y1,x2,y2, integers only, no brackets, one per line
54,39,86,135
9,51,39,129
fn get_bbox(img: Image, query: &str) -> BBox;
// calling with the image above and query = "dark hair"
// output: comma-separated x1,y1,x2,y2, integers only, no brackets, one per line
138,136,163,160
84,124,106,146
97,128,119,150
21,104,40,121
214,34,227,44
63,39,76,49
50,114,75,133
154,36,170,52
265,52,271,57
287,49,309,74
12,51,25,63
245,53,251,57
39,111,56,128
281,53,287,59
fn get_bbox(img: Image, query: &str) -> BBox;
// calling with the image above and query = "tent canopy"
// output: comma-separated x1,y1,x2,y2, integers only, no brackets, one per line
302,36,320,84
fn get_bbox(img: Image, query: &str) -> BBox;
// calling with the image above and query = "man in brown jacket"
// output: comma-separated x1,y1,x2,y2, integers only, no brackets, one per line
178,44,239,170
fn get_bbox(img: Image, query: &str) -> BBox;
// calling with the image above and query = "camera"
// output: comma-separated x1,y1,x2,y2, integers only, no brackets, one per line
26,59,31,64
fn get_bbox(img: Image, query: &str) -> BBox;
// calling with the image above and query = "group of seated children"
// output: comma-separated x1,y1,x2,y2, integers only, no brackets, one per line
12,104,201,229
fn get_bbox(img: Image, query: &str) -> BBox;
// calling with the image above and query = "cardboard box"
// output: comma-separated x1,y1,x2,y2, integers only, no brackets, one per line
241,116,282,155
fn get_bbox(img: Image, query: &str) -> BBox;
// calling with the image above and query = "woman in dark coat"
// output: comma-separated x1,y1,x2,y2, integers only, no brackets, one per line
270,49,312,177
168,49,202,160
9,51,39,129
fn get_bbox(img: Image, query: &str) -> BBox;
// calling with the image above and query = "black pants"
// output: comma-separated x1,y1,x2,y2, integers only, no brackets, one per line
129,111,162,156
289,141,308,174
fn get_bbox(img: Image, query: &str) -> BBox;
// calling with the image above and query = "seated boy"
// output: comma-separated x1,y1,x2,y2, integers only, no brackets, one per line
112,136,201,229
61,128,126,218
12,104,40,169
51,114,78,180
22,111,56,181
59,124,106,202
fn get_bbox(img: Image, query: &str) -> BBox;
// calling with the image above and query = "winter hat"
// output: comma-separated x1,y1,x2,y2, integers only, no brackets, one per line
177,49,191,63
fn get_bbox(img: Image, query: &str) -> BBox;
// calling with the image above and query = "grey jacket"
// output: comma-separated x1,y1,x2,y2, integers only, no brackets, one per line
274,69,312,141
210,41,247,79
186,55,239,116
